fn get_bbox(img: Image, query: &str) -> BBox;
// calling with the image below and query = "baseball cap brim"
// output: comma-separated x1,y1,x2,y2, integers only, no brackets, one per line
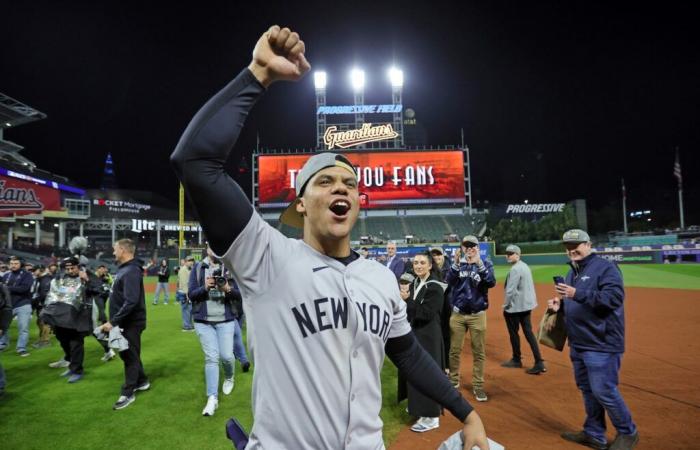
279,200,305,229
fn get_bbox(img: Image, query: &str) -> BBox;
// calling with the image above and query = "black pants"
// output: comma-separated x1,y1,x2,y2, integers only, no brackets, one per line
91,297,110,353
119,324,148,396
93,297,108,324
54,326,85,374
504,310,543,363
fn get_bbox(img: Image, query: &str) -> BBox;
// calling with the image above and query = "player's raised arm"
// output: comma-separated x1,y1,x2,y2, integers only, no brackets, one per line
170,26,309,255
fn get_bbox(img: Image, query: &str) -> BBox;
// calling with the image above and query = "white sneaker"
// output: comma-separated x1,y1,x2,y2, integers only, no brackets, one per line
202,395,218,416
101,349,116,362
410,417,439,432
222,377,234,395
48,359,70,368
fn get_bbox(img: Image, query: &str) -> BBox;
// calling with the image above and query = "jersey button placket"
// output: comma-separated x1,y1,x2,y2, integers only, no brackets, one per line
345,273,361,449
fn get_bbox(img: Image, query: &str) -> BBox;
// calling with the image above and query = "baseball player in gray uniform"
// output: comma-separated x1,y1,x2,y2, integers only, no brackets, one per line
171,25,489,449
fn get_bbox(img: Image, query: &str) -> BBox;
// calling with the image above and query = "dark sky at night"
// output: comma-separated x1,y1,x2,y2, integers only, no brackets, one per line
4,1,699,227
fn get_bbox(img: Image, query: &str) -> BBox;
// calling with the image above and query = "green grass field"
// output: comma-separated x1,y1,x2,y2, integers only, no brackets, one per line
1,265,698,449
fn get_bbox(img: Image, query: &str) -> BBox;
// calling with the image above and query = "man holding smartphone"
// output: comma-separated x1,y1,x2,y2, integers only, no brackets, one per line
446,235,496,402
548,229,639,450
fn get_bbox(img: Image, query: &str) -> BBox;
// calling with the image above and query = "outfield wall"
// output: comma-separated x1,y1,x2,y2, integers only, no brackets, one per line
375,245,700,265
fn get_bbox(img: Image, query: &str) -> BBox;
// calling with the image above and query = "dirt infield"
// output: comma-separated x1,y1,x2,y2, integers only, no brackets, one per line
390,284,700,449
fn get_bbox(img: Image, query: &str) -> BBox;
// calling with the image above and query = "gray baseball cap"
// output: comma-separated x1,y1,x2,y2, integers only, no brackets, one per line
505,244,521,255
461,235,479,246
399,272,415,284
562,229,591,243
429,246,444,255
279,153,357,229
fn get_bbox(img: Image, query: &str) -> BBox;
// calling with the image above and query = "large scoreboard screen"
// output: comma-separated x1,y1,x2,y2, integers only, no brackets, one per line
257,150,466,209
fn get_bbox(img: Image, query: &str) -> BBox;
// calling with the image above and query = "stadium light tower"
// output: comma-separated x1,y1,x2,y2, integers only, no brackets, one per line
314,71,327,149
350,68,365,92
388,67,403,87
314,71,327,90
388,66,404,147
350,68,365,129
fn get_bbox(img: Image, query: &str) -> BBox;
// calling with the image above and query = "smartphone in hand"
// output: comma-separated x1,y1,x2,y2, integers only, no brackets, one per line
553,276,565,285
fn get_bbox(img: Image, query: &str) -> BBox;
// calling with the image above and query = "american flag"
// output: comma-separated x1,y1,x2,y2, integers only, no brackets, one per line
673,148,682,187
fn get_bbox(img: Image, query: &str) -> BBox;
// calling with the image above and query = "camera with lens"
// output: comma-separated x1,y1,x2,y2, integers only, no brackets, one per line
212,269,227,289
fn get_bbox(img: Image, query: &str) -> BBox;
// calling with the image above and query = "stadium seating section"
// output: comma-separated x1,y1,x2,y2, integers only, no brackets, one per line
267,213,486,244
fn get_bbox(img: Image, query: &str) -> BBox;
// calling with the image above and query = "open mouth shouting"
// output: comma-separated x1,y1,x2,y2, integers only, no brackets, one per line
329,199,351,218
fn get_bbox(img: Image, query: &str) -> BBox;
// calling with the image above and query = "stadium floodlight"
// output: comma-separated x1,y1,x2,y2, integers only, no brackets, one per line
314,71,327,90
350,68,365,92
388,67,403,87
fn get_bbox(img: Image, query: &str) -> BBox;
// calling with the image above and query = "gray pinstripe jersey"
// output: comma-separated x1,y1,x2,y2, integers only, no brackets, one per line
220,212,412,449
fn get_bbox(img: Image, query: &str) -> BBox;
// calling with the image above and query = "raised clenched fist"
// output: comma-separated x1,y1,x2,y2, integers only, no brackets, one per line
248,25,311,87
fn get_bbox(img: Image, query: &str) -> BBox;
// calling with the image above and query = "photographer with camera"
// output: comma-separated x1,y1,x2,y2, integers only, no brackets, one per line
188,246,242,416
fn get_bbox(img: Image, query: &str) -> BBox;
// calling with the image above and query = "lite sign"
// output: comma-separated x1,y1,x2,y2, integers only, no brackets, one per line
131,219,202,233
323,123,398,149
317,105,402,115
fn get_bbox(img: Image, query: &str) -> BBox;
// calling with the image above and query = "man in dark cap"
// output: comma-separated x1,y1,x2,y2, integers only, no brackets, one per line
549,229,639,450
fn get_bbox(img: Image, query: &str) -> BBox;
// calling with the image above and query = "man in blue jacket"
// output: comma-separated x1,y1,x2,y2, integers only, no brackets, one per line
446,235,496,402
0,256,35,356
548,229,639,450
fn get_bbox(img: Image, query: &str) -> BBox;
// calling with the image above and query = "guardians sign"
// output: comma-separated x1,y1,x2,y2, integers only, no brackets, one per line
0,176,61,217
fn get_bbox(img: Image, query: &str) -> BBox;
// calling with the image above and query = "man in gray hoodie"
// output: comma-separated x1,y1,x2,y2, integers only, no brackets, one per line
501,245,546,374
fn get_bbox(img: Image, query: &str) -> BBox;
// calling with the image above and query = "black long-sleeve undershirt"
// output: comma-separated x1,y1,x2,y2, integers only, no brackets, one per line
385,332,474,421
169,67,474,423
170,68,263,255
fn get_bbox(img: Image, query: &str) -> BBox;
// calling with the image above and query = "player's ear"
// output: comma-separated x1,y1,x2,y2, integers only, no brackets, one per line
295,197,306,215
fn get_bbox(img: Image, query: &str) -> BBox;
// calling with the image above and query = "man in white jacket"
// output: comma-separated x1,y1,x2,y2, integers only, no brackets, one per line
501,245,546,374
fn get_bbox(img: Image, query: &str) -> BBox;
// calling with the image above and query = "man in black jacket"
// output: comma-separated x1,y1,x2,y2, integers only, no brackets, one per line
100,239,149,410
0,256,35,356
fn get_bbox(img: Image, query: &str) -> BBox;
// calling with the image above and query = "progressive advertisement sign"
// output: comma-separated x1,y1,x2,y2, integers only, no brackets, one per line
257,150,466,209
0,175,61,217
